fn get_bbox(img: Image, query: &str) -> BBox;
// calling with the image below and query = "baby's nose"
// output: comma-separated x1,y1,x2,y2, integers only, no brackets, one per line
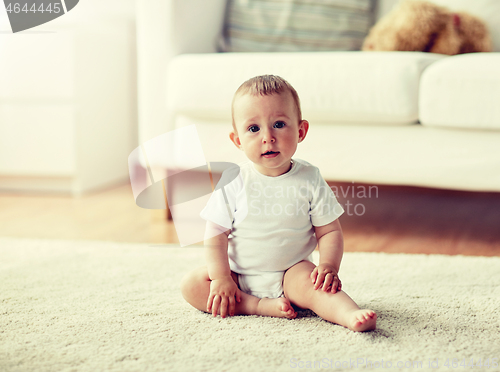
262,132,276,143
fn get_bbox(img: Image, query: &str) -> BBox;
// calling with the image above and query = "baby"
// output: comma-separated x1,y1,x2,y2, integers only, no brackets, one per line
181,75,377,332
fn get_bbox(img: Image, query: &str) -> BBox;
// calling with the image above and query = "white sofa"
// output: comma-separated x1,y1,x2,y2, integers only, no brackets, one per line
136,0,500,193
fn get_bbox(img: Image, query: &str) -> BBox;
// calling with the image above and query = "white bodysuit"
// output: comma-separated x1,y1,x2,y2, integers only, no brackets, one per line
200,159,344,298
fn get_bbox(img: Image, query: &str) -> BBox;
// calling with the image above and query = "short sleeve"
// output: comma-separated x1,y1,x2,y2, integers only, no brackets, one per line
199,172,242,230
309,169,344,226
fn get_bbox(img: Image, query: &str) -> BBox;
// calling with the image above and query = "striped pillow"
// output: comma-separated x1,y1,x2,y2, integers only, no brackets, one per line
219,0,376,52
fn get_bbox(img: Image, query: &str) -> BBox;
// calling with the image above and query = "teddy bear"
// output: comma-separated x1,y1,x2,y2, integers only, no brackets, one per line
362,0,492,55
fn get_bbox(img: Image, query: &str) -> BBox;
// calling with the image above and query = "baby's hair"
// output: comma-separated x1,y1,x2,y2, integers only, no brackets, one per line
231,75,302,130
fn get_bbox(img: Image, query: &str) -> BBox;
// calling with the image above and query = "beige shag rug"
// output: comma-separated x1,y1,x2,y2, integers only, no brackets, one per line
1,237,499,372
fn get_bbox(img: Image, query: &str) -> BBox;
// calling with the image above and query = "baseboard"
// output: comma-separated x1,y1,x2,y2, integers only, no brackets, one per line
0,175,74,195
0,175,131,196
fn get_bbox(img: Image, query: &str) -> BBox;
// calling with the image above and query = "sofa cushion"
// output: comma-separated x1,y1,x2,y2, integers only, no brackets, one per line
420,53,500,130
167,51,444,125
219,0,375,52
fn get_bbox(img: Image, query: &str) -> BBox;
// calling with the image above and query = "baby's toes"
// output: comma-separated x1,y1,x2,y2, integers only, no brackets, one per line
368,311,377,321
355,312,364,321
364,310,376,320
280,300,297,318
357,312,370,323
279,299,291,311
285,309,297,319
360,313,370,321
349,310,377,332
355,317,365,325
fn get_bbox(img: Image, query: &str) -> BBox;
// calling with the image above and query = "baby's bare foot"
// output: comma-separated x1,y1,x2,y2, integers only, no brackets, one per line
348,309,377,332
257,297,297,319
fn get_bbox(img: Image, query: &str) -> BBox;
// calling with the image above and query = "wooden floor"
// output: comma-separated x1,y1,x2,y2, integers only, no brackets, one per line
0,181,499,256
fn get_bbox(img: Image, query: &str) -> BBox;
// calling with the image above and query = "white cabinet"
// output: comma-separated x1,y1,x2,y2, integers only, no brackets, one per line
0,18,137,195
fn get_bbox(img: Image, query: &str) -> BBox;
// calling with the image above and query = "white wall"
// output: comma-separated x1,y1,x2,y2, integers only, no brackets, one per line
0,0,136,30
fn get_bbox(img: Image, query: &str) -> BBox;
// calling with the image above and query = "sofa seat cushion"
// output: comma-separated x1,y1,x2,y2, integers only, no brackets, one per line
420,53,500,130
167,51,444,125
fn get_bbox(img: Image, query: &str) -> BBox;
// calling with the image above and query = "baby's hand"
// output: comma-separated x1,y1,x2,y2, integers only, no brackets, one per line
207,276,241,318
310,264,342,294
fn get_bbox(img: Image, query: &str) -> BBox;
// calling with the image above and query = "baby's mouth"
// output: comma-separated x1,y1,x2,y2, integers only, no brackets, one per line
262,151,280,158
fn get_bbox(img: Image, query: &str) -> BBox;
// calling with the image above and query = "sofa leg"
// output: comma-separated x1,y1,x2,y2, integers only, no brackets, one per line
151,209,171,221
161,179,172,220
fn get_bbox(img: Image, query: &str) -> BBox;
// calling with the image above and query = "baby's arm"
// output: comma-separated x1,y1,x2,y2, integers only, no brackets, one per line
204,221,241,317
311,219,344,293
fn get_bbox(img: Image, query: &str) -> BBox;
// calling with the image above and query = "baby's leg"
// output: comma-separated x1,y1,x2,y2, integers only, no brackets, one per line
181,266,296,319
283,261,376,332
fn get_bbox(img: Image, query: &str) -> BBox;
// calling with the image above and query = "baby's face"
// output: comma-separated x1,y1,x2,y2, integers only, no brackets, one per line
230,91,308,177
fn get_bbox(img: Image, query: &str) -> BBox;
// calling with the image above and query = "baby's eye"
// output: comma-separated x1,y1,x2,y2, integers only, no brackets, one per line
248,125,260,133
274,121,286,129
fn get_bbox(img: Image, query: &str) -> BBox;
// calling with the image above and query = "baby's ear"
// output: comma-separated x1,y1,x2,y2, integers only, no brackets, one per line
298,120,309,143
229,131,242,149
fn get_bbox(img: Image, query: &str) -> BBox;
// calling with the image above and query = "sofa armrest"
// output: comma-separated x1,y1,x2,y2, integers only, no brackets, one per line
136,0,227,144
